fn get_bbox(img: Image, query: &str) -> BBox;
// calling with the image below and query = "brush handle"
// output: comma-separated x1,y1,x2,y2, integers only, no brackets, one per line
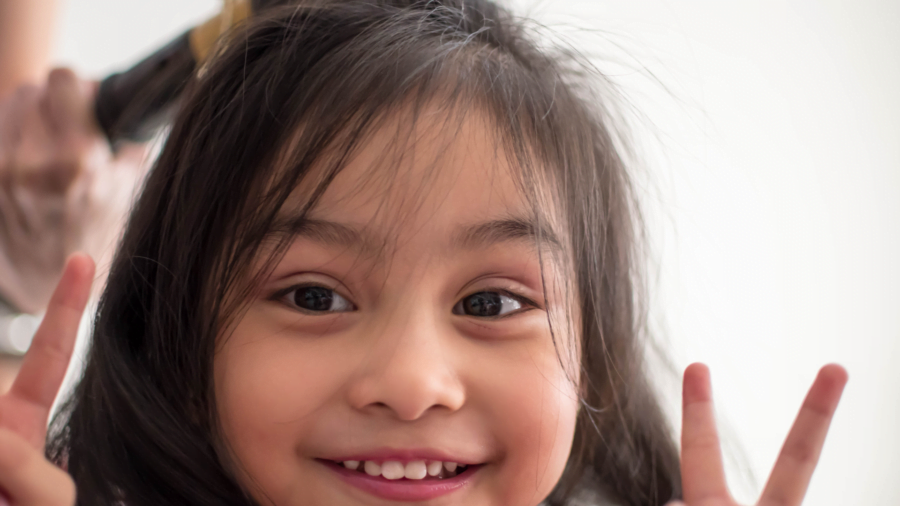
94,0,273,145
94,30,196,145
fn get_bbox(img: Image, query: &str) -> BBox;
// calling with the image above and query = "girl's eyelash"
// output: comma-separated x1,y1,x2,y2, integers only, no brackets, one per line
274,282,328,298
454,288,539,320
271,282,356,313
271,283,539,317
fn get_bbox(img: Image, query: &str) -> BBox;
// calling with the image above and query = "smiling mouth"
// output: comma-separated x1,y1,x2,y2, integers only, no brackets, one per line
320,458,480,501
322,458,474,480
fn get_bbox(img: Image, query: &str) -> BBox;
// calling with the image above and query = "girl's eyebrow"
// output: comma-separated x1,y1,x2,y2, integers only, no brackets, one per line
273,215,562,258
454,217,562,252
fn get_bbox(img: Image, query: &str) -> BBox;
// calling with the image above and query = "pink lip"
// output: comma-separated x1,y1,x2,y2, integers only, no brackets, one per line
321,460,479,502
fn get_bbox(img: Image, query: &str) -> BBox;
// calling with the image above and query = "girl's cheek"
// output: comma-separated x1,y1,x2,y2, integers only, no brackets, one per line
214,312,356,502
216,310,357,426
465,337,580,505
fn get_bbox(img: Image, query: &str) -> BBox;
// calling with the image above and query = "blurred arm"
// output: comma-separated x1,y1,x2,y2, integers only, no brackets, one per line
0,0,60,98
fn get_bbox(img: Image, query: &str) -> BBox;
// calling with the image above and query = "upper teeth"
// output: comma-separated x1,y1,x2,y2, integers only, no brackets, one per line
343,460,464,480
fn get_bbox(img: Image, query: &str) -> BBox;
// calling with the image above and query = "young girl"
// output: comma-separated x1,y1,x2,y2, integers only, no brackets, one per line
0,1,847,505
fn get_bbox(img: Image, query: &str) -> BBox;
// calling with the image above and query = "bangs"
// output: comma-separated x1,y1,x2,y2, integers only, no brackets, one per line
202,4,578,343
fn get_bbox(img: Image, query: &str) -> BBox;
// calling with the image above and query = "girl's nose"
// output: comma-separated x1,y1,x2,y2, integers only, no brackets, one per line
346,313,465,421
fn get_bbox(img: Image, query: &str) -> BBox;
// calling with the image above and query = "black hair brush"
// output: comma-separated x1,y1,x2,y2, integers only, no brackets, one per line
94,0,286,145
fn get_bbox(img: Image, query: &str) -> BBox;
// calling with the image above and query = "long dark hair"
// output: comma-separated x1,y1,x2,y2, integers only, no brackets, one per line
48,1,681,504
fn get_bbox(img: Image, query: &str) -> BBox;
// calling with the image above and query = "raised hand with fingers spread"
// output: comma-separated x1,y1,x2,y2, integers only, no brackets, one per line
669,363,848,506
0,68,147,314
0,253,94,506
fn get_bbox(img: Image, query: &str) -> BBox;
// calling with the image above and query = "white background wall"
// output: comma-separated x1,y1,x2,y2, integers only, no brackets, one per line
53,1,899,504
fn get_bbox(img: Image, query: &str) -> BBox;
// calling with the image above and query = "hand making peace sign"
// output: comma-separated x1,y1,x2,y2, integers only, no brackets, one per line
669,363,848,506
0,253,93,506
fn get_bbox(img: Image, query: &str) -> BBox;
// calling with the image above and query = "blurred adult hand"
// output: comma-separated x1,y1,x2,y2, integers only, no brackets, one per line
0,68,148,314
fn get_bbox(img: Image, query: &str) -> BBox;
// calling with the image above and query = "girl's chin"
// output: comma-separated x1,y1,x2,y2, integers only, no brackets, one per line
317,458,483,502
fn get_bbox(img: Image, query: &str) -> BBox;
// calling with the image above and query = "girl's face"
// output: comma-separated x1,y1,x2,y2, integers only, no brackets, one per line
214,108,580,506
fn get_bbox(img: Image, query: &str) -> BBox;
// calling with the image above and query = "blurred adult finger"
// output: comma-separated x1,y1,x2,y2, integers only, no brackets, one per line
43,68,96,136
0,84,41,149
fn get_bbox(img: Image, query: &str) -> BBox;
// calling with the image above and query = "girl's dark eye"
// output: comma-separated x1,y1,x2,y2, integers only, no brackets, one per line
453,291,528,318
284,286,354,313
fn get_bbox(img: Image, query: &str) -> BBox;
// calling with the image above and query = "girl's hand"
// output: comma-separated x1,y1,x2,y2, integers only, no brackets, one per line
0,253,94,505
668,363,848,506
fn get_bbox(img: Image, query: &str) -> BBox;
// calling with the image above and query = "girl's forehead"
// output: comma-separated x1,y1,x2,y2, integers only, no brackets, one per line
288,105,541,240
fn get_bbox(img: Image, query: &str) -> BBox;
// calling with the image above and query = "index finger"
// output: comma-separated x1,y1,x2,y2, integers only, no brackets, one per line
9,253,94,414
680,363,732,503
